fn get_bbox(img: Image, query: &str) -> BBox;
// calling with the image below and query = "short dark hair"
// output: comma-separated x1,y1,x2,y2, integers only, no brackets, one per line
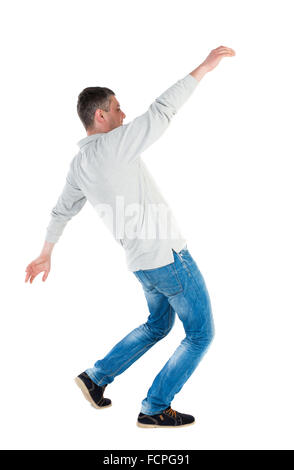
77,86,115,130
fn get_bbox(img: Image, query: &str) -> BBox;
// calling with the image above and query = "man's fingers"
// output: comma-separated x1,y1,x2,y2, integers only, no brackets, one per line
25,267,33,282
25,261,48,283
216,49,235,54
25,268,48,283
214,46,227,52
216,52,235,58
215,46,234,51
215,47,235,55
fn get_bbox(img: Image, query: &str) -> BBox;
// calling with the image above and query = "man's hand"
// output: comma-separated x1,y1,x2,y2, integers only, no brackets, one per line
201,45,236,72
25,241,54,284
25,254,51,283
190,45,236,81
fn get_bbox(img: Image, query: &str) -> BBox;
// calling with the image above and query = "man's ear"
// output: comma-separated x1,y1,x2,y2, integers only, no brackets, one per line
94,108,105,124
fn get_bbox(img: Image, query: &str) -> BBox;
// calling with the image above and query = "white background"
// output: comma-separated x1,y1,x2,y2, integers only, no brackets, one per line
1,0,293,451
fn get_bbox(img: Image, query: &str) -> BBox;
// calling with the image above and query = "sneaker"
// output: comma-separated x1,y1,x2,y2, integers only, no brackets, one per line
74,371,112,409
137,406,195,428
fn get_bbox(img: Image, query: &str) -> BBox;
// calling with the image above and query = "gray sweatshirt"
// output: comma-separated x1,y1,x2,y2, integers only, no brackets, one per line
45,73,199,271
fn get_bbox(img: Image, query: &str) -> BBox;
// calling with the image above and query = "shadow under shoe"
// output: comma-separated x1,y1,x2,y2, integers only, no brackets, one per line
75,371,112,409
137,406,195,428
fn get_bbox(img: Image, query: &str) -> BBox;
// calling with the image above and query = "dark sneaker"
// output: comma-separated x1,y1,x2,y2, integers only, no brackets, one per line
74,372,112,409
137,406,195,428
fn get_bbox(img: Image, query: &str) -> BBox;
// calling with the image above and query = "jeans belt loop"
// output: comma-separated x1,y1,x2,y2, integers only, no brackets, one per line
178,251,184,262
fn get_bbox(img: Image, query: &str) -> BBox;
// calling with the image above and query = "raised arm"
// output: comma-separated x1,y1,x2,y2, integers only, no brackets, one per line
99,73,199,165
190,45,235,80
100,46,235,165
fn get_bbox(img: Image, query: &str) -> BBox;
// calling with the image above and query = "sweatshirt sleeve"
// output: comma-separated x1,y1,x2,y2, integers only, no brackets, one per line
99,74,199,164
45,163,87,243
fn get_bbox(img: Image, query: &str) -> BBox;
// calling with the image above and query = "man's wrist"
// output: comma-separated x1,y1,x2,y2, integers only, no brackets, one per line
41,240,55,257
189,64,210,82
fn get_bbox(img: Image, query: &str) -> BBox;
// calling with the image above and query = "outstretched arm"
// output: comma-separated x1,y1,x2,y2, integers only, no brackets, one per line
190,45,235,81
100,45,235,165
25,164,87,284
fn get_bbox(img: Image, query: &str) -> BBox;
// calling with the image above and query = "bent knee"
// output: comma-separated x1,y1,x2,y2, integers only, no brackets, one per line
203,317,215,346
189,323,215,350
155,323,174,340
144,323,174,342
206,325,215,346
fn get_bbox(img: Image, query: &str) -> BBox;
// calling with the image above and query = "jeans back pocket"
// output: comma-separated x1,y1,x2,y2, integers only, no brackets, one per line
142,263,183,296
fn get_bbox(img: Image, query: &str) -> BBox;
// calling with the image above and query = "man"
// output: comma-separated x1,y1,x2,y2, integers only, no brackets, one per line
25,46,235,428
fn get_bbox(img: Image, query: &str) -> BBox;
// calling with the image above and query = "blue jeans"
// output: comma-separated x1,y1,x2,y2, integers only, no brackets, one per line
85,247,214,415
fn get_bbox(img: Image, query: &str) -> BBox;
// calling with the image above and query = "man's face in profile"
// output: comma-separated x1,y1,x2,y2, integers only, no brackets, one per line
105,95,126,132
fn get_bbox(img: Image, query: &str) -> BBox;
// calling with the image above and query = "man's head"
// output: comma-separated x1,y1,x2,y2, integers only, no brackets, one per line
77,86,126,135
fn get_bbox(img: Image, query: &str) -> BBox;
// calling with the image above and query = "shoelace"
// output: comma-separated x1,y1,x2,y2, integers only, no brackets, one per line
165,407,177,418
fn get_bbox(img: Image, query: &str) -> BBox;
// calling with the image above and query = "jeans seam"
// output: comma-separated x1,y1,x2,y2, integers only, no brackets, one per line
182,260,202,300
180,258,212,330
163,304,173,335
96,340,157,385
169,264,184,294
144,268,183,296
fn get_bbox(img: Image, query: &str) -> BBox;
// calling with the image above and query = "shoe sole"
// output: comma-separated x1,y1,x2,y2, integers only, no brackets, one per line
74,377,112,409
136,420,195,428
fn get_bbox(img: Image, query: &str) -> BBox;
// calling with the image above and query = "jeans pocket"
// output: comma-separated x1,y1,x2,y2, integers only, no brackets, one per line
143,263,183,296
133,270,154,294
